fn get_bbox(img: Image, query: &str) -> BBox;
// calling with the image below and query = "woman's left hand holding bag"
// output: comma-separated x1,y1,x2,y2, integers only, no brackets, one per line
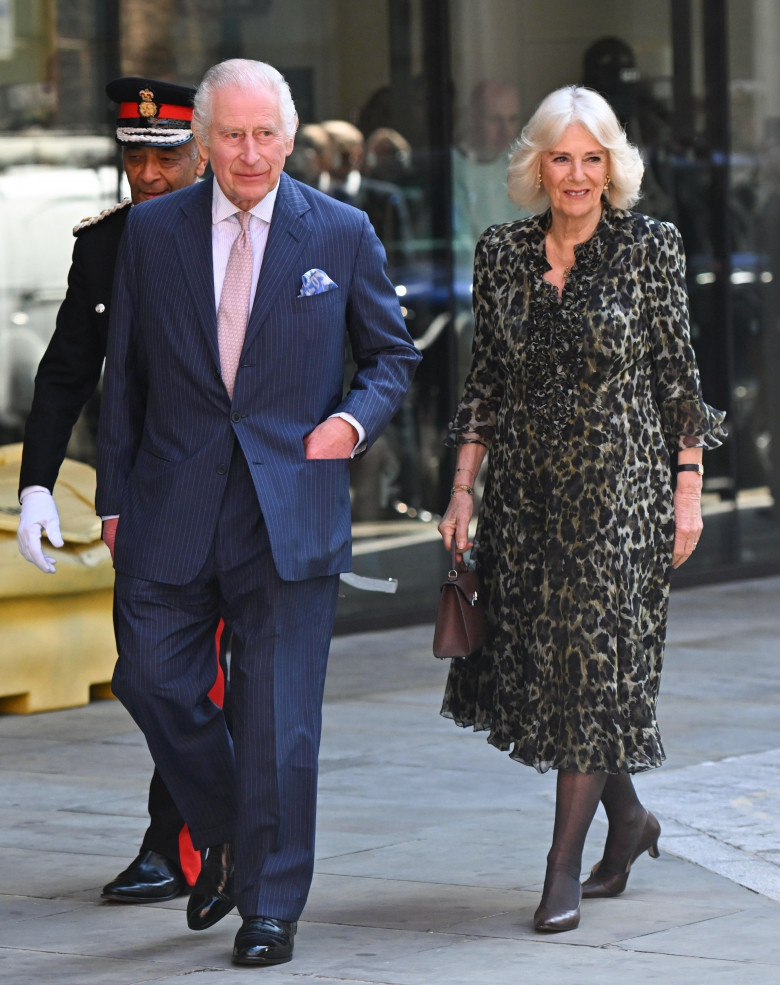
438,489,475,563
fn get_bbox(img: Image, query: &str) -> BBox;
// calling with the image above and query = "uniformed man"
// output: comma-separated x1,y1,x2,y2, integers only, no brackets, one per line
17,77,214,906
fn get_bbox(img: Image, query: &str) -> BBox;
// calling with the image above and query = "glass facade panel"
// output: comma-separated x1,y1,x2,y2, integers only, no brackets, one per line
0,1,118,453
0,1,778,633
717,0,780,569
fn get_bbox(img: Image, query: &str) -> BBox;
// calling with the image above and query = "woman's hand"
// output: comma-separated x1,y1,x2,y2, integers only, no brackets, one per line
672,475,703,568
439,439,486,560
438,491,475,561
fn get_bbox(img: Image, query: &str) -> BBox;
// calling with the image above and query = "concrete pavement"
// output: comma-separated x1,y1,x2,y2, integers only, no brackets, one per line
1,575,780,984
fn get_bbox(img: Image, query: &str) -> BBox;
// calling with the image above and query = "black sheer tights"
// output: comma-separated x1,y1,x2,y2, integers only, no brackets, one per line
594,771,646,876
539,770,606,914
539,770,646,914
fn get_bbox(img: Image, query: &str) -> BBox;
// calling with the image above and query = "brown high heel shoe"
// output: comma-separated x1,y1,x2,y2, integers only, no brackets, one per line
534,864,582,932
581,810,661,899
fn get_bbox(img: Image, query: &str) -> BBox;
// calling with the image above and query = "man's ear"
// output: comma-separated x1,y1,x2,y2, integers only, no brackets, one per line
196,147,209,177
285,117,299,157
195,136,209,174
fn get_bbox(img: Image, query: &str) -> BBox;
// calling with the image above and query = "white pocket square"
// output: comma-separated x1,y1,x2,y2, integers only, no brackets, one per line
298,268,338,297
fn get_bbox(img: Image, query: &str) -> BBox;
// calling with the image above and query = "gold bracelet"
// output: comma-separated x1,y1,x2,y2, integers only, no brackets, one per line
450,484,474,496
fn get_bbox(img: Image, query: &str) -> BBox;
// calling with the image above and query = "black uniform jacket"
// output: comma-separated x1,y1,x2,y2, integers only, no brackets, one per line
18,201,130,495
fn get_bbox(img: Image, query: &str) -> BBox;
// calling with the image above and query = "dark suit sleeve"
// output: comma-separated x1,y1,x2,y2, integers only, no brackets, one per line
18,226,117,496
337,212,421,446
95,225,147,517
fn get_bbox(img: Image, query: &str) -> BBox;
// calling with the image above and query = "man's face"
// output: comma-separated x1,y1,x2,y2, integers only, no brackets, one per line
199,84,294,211
123,142,207,204
472,86,521,163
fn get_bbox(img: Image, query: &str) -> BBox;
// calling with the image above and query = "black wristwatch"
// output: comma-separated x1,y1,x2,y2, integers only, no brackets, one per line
676,463,704,476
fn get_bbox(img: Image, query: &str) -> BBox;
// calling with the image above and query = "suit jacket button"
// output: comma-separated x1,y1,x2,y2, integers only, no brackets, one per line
95,303,106,313
216,464,227,475
231,412,241,423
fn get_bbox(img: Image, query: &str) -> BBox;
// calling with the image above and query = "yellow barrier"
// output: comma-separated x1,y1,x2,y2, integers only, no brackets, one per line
0,444,117,713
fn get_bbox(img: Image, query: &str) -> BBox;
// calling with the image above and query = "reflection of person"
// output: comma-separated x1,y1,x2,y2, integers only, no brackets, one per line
437,86,726,935
582,36,676,222
285,121,332,187
451,79,523,268
320,118,413,274
319,120,420,518
96,59,420,967
365,126,413,186
16,77,211,906
365,126,425,238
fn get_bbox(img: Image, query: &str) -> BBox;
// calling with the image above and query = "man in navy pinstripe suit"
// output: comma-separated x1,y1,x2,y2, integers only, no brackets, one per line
96,58,420,967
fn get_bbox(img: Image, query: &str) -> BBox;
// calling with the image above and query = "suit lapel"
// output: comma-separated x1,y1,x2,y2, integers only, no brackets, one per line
243,172,312,349
174,178,219,365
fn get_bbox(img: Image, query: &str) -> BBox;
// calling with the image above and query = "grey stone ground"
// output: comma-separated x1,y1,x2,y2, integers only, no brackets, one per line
1,575,779,985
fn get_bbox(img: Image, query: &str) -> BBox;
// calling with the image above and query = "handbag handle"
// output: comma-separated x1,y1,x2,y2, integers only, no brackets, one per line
449,542,467,578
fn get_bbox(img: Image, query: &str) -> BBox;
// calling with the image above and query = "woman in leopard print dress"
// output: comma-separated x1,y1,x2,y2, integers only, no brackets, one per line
438,86,726,934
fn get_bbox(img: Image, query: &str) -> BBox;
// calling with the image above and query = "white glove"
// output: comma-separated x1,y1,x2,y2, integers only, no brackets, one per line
17,487,64,574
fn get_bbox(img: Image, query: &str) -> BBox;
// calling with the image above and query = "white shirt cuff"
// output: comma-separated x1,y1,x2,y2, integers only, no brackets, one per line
329,412,367,458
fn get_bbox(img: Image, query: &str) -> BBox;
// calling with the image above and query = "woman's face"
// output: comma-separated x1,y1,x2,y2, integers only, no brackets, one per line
540,123,609,224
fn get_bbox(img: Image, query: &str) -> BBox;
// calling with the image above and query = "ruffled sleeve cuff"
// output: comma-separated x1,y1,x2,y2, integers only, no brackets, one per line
660,398,728,451
444,399,495,448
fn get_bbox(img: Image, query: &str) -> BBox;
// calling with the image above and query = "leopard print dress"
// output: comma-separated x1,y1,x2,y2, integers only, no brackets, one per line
441,205,726,774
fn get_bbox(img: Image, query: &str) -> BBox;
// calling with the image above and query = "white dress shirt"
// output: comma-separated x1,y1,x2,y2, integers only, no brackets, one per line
211,179,275,311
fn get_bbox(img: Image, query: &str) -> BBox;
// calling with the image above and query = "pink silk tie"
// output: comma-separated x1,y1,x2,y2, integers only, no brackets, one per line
217,210,253,399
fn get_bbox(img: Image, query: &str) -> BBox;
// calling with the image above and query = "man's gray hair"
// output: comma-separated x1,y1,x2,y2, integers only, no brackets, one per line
192,59,298,144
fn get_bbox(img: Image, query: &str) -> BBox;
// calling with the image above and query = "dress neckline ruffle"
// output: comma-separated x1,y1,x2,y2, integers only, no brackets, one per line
520,202,620,302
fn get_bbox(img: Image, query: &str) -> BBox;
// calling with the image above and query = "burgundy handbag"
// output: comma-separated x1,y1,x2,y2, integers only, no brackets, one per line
432,544,486,658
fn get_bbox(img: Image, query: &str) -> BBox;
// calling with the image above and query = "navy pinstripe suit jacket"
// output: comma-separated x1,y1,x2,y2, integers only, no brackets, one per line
95,173,421,584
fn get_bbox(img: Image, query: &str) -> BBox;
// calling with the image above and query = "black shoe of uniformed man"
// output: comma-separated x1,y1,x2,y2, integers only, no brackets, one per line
187,842,235,930
101,849,185,903
232,916,296,966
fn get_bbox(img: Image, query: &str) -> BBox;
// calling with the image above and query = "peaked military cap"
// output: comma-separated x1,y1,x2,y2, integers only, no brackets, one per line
106,77,196,147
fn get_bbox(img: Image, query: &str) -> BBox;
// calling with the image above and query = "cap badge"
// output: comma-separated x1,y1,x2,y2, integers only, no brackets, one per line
138,88,158,119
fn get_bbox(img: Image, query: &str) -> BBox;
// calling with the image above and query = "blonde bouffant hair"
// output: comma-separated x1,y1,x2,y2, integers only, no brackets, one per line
507,85,644,212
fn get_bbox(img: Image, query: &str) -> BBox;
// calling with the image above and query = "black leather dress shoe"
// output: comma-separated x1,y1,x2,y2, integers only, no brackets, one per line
101,850,185,903
232,916,296,966
186,842,235,930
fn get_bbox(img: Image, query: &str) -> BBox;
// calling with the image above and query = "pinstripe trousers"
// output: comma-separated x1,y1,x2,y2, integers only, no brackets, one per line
112,445,340,921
